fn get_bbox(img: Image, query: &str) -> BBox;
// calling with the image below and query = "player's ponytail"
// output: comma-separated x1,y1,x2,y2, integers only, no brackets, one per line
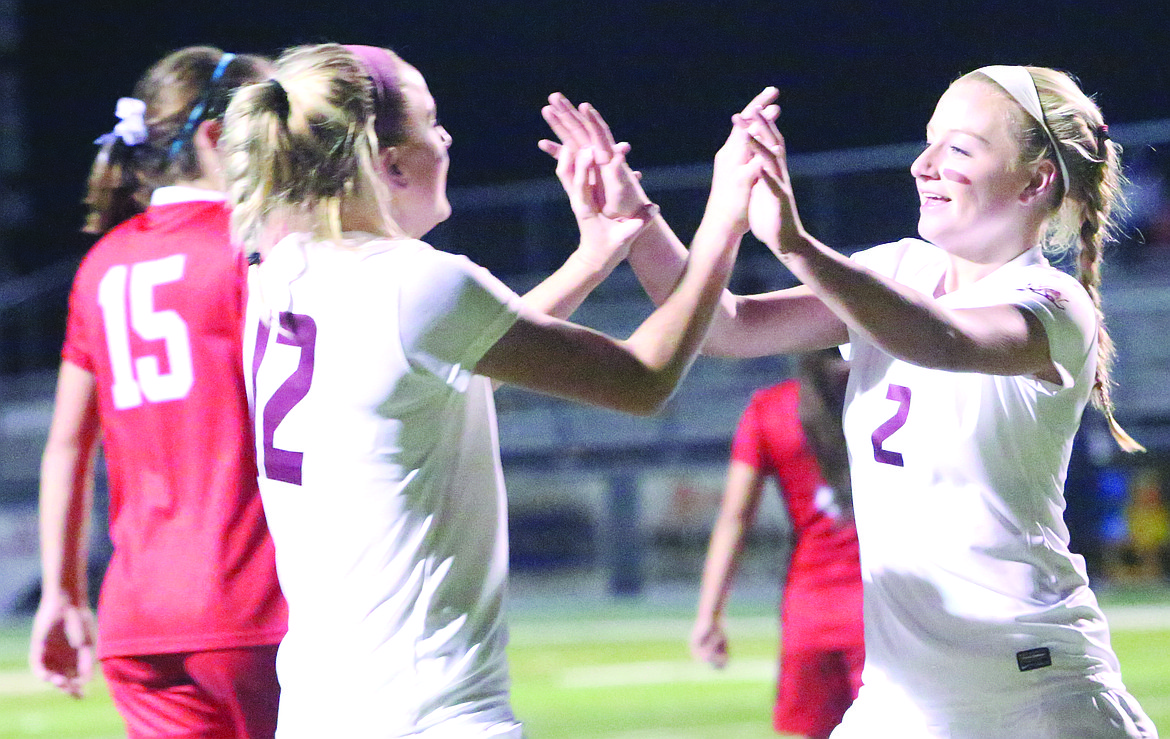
1030,67,1143,453
83,47,269,236
83,111,148,235
223,43,407,259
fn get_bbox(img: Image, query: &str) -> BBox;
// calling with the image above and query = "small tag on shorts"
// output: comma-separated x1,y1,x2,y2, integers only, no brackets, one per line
1016,647,1052,672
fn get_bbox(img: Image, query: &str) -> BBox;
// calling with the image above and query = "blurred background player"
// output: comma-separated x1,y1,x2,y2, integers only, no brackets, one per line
30,47,287,739
691,348,862,739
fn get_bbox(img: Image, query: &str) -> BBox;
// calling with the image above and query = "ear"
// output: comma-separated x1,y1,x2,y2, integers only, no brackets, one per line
190,119,226,188
380,147,408,189
1020,159,1059,205
195,119,223,149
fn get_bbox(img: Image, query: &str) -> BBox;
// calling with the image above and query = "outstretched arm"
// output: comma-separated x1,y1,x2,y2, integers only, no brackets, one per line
743,107,1058,377
691,459,765,668
539,91,847,357
30,361,101,698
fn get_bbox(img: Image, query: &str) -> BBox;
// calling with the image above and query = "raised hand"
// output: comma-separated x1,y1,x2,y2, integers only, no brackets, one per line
735,96,810,257
701,100,777,237
540,93,658,271
556,143,650,271
539,93,651,221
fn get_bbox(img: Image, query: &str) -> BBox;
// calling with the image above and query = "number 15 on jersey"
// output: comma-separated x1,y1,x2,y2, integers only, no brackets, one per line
97,255,194,410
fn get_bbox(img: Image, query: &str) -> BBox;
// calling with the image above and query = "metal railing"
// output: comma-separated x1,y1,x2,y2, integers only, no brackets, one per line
3,120,1170,454
2,121,1169,600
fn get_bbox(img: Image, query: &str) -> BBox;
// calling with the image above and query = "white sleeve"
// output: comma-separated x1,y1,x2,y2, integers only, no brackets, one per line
397,249,522,383
849,238,944,286
989,270,1097,390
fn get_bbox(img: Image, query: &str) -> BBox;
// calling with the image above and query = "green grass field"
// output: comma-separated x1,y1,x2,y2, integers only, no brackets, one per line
1,589,1166,739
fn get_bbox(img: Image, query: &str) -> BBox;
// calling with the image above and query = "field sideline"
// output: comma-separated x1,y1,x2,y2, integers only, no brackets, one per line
1,595,1167,739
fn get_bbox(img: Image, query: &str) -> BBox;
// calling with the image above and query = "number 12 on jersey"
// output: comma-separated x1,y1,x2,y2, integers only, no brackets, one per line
252,312,317,486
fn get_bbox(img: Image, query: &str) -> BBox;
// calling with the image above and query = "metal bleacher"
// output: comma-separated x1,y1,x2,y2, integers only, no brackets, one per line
2,124,1169,488
457,118,1170,469
2,124,1170,603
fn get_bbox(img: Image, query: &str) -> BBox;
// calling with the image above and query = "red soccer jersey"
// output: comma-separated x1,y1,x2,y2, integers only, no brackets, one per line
62,198,286,658
731,380,863,649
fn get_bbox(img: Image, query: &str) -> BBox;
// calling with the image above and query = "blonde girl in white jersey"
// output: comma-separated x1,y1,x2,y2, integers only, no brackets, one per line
218,42,771,738
540,67,1156,738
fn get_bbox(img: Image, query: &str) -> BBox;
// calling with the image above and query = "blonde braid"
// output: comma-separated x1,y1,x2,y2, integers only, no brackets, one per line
1028,67,1144,452
1077,200,1144,452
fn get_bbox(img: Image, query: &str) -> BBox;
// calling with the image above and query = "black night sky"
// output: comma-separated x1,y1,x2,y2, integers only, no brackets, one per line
16,0,1170,273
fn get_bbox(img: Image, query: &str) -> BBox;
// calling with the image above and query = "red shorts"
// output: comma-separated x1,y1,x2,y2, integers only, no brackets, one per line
774,643,865,739
101,646,280,739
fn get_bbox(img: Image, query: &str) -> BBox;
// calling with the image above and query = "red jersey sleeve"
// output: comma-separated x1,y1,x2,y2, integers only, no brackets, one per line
61,262,97,372
730,390,768,469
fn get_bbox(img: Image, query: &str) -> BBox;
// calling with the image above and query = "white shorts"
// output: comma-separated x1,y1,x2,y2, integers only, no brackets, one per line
413,718,522,739
830,684,1157,739
276,703,521,739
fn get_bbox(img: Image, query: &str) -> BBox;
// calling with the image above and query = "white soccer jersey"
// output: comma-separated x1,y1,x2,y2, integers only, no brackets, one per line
839,239,1127,719
244,233,523,738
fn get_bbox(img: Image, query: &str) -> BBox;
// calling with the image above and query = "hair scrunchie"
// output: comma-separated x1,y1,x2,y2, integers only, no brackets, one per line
94,97,148,147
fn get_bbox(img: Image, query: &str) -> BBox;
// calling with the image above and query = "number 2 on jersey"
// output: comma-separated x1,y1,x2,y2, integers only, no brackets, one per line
97,256,194,409
252,313,317,486
872,383,911,467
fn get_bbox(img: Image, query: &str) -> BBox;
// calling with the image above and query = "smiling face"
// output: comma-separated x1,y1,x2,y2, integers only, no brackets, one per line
910,80,1044,264
384,61,453,239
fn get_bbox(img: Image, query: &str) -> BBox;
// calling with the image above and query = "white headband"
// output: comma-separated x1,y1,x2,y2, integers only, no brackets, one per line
974,65,1070,195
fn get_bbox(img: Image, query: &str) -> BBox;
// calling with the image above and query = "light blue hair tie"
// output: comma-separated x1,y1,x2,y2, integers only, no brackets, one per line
168,52,236,159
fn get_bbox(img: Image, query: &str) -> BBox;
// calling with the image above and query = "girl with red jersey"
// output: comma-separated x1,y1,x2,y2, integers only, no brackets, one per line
31,47,287,739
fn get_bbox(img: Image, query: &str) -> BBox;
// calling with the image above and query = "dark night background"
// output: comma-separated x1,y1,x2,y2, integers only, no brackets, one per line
2,2,1169,606
12,0,1170,275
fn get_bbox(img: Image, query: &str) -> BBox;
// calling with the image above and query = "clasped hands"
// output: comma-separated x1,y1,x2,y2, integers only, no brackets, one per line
537,93,655,272
538,86,805,261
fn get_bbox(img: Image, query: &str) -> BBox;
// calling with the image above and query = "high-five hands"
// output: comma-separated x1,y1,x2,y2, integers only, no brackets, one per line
538,87,806,265
539,93,650,219
540,89,785,236
732,89,810,257
703,87,784,237
539,93,656,272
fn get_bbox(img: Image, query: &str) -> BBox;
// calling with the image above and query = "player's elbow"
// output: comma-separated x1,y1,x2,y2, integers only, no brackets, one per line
617,383,674,417
608,368,680,417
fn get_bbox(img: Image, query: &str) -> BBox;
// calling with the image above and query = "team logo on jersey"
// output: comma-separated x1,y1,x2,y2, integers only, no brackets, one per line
1021,285,1067,309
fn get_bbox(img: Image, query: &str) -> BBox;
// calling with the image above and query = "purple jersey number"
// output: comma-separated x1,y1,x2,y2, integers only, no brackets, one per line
252,312,317,485
872,383,910,467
